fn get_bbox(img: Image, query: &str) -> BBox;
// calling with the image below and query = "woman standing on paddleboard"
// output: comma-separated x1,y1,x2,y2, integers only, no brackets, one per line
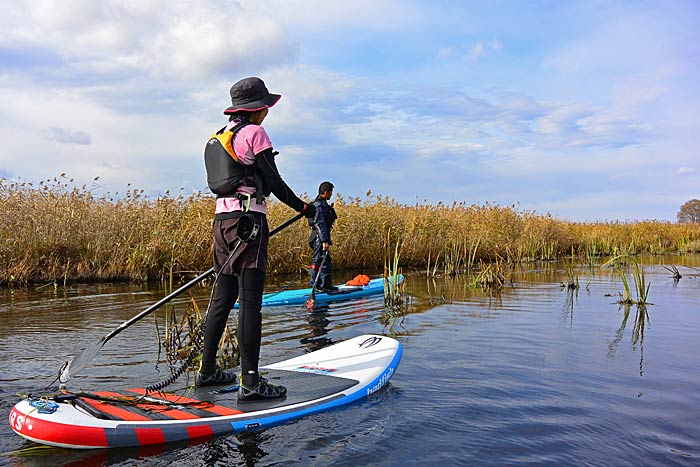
200,77,316,400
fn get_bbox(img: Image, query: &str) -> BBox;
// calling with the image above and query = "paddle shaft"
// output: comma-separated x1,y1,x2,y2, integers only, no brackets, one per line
306,249,330,307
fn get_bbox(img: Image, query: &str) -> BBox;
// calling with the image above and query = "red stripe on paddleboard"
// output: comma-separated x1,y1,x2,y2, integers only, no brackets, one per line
137,405,200,420
10,406,108,448
134,427,167,445
80,393,152,421
128,388,243,416
126,401,200,420
96,390,217,420
88,390,211,420
186,424,214,440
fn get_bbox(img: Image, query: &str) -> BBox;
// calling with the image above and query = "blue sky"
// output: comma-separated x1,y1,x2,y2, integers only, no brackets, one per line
0,0,698,221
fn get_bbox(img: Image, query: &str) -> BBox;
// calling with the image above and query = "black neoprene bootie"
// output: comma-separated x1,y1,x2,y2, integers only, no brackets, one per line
238,376,287,401
195,367,238,387
319,275,338,292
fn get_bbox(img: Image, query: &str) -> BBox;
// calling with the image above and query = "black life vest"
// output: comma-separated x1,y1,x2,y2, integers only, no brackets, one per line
204,122,256,197
308,197,337,228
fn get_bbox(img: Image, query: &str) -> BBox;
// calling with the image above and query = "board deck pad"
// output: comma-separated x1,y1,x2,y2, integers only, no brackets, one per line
72,370,358,421
9,334,402,449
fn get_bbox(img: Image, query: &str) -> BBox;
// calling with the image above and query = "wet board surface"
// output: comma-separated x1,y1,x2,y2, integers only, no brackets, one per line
9,334,402,449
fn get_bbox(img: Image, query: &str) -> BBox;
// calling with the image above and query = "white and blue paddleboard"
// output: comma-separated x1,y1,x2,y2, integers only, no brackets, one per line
237,274,404,308
9,335,402,449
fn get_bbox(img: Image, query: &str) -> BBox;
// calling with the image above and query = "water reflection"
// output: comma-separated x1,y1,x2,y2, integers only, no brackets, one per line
607,304,650,376
633,305,650,376
562,288,578,326
4,257,700,466
418,274,508,309
235,430,270,466
6,438,187,467
380,305,408,336
7,419,263,467
300,304,333,352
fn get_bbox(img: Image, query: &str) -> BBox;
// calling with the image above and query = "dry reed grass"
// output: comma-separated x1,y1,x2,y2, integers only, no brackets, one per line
3,177,700,286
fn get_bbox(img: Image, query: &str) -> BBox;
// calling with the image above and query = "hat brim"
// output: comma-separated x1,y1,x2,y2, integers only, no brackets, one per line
223,93,281,114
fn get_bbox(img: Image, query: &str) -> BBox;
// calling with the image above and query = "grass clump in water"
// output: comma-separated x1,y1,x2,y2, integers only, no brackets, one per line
561,248,580,290
601,255,651,306
383,229,406,309
473,258,507,289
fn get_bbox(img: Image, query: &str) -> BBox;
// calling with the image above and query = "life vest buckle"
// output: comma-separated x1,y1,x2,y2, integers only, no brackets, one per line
238,193,252,212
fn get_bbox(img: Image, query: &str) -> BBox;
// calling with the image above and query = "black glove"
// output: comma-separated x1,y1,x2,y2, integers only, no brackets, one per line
303,202,316,218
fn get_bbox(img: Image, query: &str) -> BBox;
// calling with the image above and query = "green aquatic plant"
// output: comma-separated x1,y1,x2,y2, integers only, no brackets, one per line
561,247,580,290
631,259,651,305
504,244,523,265
663,265,682,280
583,237,598,267
161,292,238,374
540,240,557,261
675,236,690,254
383,229,405,308
601,255,651,306
382,230,408,335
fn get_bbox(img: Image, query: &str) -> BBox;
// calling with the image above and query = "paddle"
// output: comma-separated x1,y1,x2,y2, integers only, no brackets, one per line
305,250,329,309
58,212,304,386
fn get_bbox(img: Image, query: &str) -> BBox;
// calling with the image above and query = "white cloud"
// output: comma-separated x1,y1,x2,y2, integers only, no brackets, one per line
46,127,92,145
140,11,297,80
0,0,697,222
467,39,502,61
256,0,421,31
0,76,212,194
261,65,358,132
0,0,298,81
531,101,649,149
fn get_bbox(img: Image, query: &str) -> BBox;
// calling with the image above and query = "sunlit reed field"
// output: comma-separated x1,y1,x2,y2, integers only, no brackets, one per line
2,176,700,286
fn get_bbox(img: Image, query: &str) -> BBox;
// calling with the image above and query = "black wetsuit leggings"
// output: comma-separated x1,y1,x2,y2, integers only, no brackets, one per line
201,268,265,385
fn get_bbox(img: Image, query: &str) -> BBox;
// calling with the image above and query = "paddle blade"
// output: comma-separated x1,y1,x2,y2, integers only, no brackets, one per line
305,292,316,310
59,335,108,386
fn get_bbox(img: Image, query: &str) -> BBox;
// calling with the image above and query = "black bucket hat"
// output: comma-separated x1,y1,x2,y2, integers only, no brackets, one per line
223,77,281,114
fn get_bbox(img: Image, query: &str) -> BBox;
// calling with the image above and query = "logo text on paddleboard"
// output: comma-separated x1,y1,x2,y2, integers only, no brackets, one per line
359,337,382,348
295,365,336,374
367,367,394,396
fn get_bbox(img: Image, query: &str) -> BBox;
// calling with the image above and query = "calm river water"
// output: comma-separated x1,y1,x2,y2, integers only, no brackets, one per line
0,254,699,466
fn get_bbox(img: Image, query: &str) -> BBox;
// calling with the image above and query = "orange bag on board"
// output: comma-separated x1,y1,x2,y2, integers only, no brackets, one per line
346,274,370,286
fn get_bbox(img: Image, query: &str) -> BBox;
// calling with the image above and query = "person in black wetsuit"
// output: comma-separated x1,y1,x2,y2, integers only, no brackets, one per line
198,77,316,402
308,181,337,292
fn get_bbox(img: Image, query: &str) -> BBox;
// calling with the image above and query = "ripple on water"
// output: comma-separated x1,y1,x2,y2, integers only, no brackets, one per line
2,263,700,466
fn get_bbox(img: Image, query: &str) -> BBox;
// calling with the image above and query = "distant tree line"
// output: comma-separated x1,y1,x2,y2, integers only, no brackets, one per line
677,199,700,223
